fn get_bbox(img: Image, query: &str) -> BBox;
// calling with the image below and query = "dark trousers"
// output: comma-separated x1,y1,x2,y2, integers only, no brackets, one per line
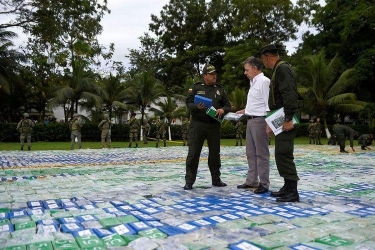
274,129,299,181
185,120,221,184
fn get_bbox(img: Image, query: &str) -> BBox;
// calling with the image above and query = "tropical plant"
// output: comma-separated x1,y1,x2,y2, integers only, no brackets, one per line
296,50,367,136
126,72,165,123
98,73,131,120
228,87,247,112
150,95,187,140
47,60,103,122
358,103,375,132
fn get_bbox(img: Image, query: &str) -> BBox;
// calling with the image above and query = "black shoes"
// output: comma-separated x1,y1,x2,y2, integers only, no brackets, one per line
212,180,227,187
340,150,349,153
270,186,288,197
237,183,258,189
276,190,300,202
183,183,193,190
254,184,268,194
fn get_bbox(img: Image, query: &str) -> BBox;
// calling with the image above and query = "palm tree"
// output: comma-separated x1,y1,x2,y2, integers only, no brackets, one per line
48,60,103,122
127,72,165,123
358,103,375,132
228,87,247,111
296,50,366,136
0,29,25,95
150,95,186,140
98,73,132,120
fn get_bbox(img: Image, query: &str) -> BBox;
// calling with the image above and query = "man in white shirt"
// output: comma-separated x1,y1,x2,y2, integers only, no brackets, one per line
236,57,270,194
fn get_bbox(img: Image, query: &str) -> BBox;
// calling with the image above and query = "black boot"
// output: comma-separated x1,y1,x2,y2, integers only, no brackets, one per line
21,147,23,151
28,147,31,151
164,141,166,147
270,179,287,197
128,143,132,148
136,143,138,148
276,180,300,202
156,142,158,148
235,142,238,146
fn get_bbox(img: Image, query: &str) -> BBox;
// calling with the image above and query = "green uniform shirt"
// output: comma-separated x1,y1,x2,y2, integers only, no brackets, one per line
186,81,231,121
269,60,298,121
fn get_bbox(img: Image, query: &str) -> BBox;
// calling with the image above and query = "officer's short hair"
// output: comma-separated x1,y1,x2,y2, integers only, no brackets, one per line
23,113,29,118
243,56,263,70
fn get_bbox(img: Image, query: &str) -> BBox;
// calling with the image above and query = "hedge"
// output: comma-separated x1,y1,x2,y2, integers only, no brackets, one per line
0,122,372,142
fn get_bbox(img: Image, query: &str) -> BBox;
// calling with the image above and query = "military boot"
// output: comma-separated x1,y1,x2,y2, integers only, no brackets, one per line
128,143,132,148
235,142,238,146
270,179,287,197
135,143,138,148
164,141,166,147
276,180,300,202
156,142,159,148
28,147,31,151
21,147,23,151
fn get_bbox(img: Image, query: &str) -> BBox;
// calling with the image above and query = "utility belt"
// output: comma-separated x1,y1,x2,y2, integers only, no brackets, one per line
192,116,217,124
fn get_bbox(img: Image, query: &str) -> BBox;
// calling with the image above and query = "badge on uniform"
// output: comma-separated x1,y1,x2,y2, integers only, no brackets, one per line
216,90,220,96
197,91,205,95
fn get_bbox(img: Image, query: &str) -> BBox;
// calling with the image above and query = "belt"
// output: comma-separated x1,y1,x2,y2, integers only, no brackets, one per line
192,116,217,124
247,115,265,119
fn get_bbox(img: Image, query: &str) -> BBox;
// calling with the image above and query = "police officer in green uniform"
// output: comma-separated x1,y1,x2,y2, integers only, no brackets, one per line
181,117,190,146
156,117,168,147
128,113,140,148
184,64,231,190
235,120,244,146
98,114,111,148
256,44,300,202
16,113,35,151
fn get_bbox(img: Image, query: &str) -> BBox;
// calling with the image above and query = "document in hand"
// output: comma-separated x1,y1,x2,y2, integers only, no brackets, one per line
206,106,223,123
265,107,299,136
223,112,244,121
194,95,212,108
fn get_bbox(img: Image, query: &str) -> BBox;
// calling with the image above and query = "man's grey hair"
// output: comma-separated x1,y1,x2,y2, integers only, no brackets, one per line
243,56,263,70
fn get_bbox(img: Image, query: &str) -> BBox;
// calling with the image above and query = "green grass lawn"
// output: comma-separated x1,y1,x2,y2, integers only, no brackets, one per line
0,137,328,151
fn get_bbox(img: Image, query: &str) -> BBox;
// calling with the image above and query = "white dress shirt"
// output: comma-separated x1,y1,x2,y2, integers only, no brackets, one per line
245,72,270,116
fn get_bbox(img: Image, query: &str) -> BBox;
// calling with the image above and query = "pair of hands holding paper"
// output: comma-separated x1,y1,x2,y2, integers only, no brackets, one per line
197,103,224,118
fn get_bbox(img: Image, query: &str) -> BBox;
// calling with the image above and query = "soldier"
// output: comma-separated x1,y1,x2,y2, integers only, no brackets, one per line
307,119,316,144
98,114,111,148
358,133,373,150
128,113,140,148
333,125,358,153
142,120,151,144
235,119,244,146
315,117,323,145
16,113,35,151
181,117,190,146
69,114,83,150
155,116,167,147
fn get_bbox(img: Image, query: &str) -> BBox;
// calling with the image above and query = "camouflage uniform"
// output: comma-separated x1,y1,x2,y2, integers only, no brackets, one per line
142,121,150,144
128,114,140,148
307,119,316,144
235,120,244,146
69,114,83,150
16,113,35,151
315,118,322,145
181,118,190,146
156,118,167,147
98,115,111,148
